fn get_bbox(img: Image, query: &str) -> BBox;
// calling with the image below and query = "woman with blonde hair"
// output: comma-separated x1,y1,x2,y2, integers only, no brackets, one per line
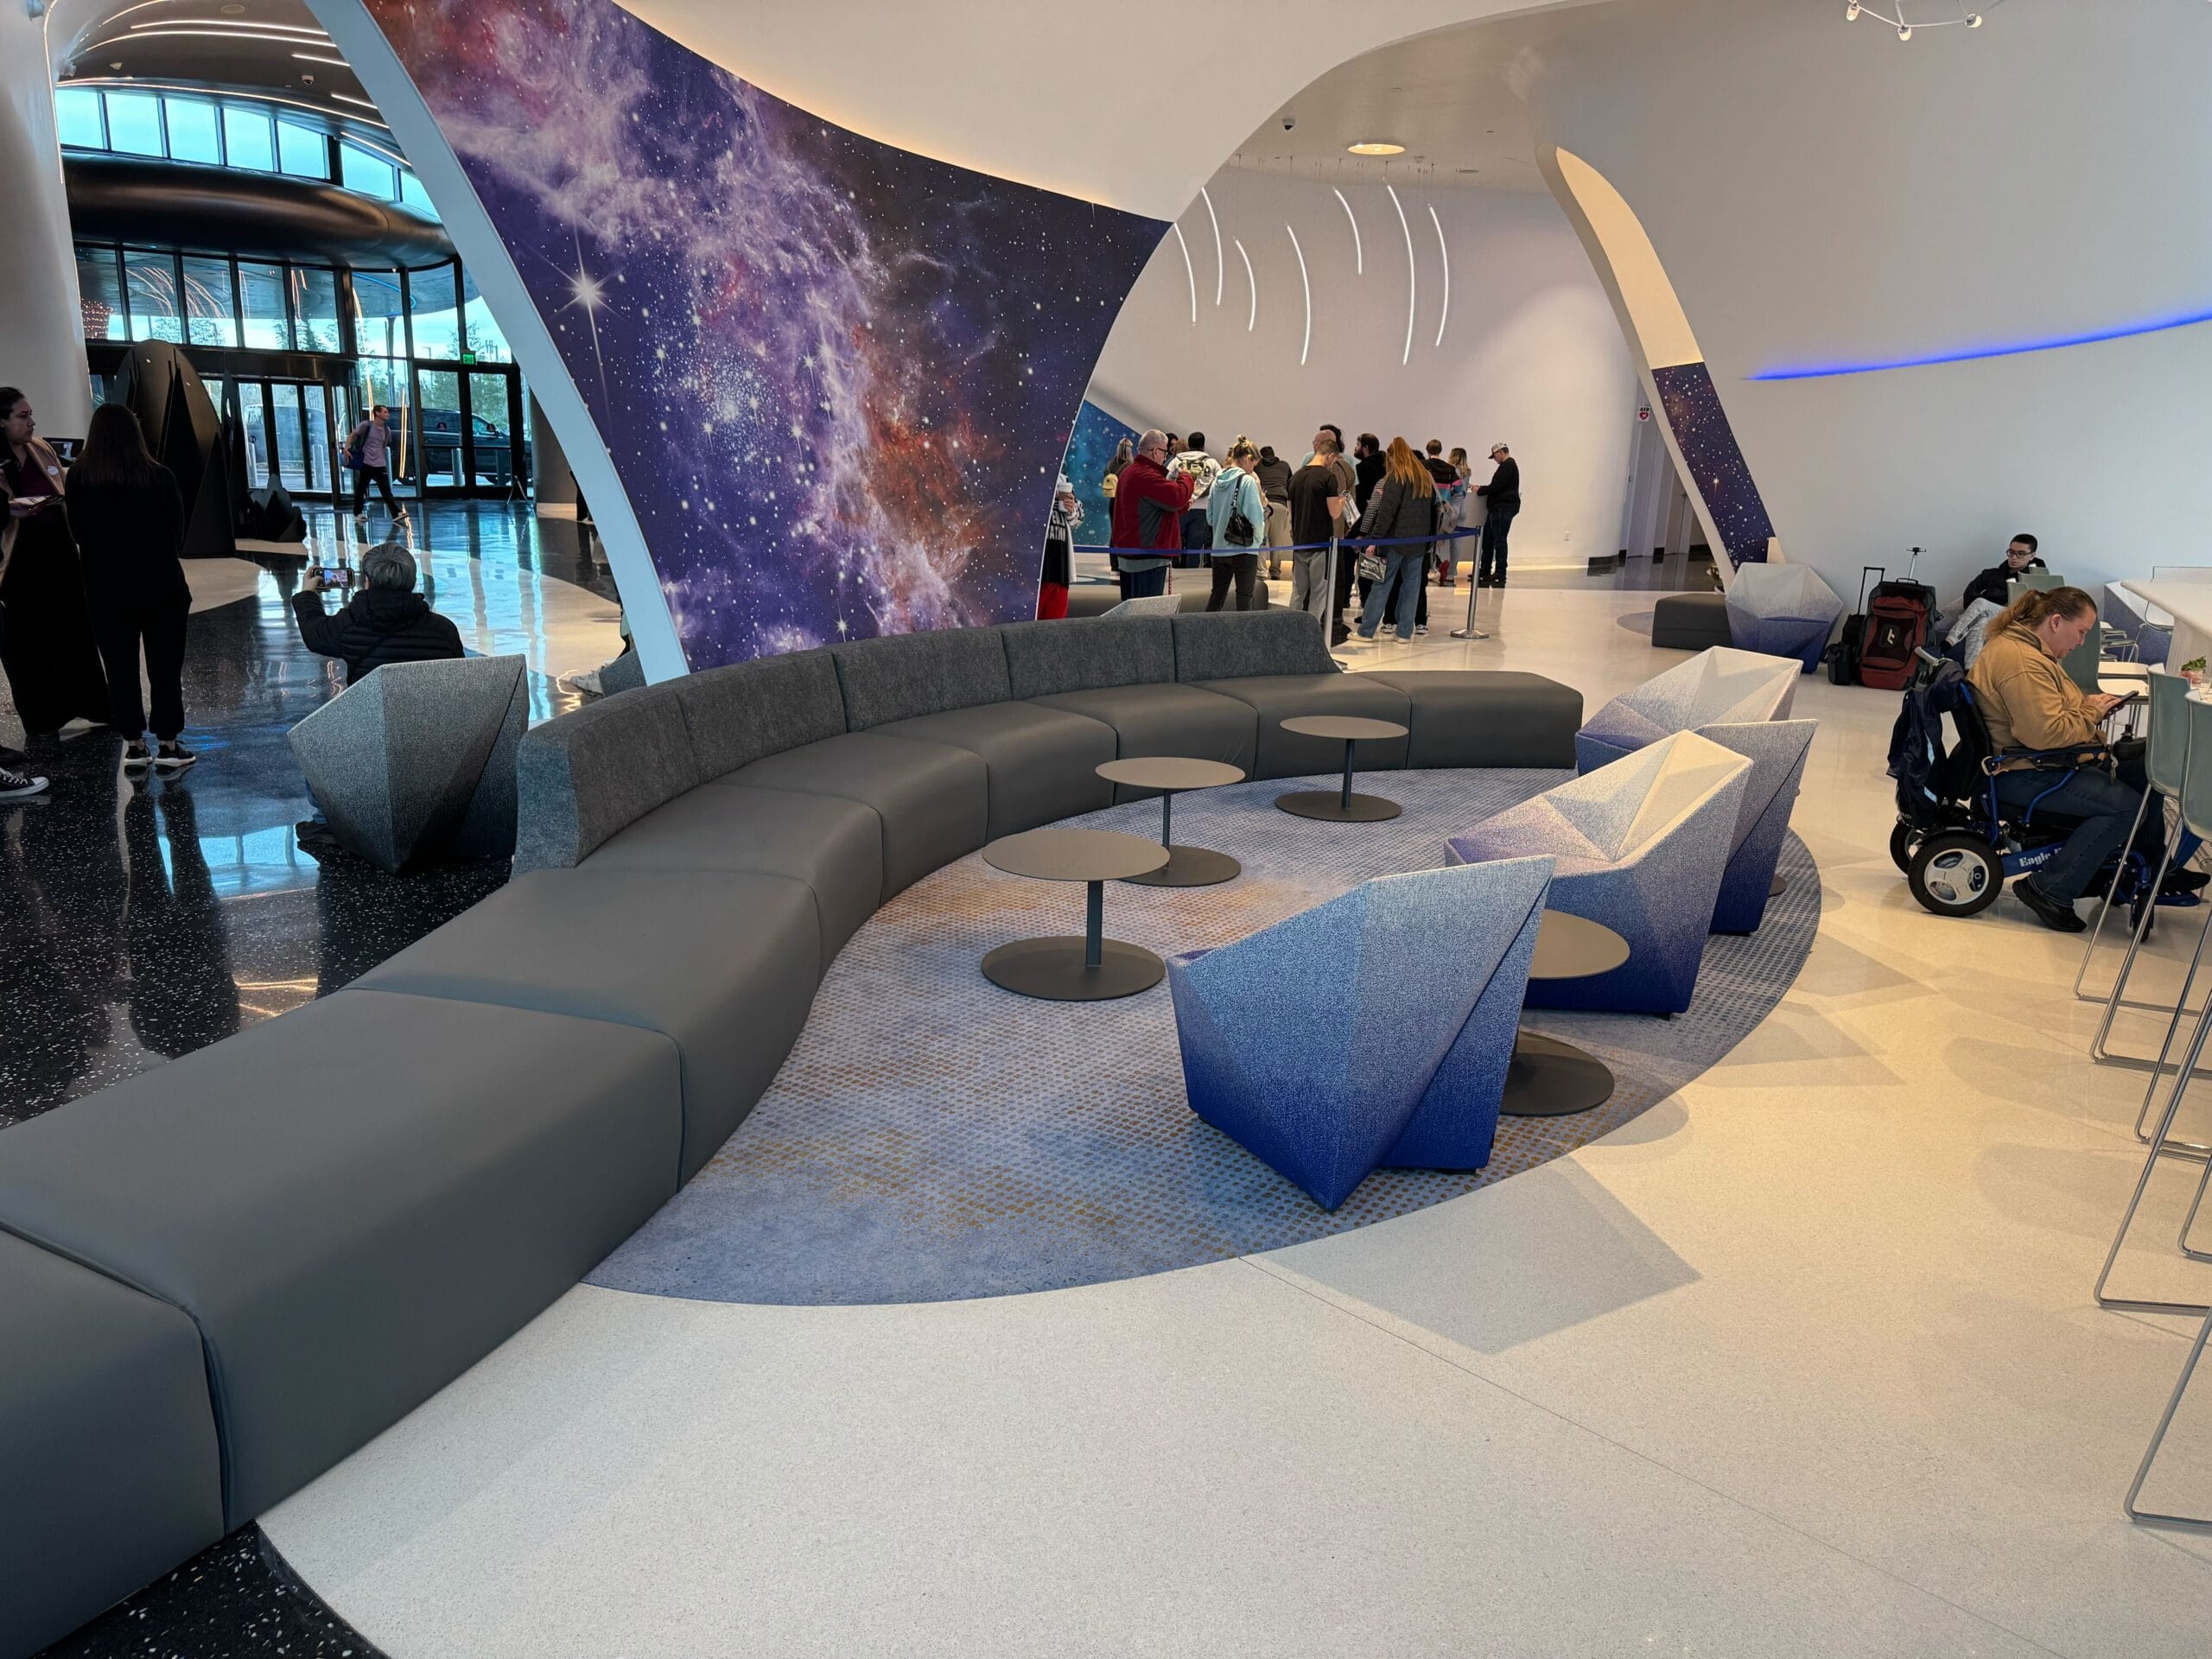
1204,438,1266,612
1351,437,1438,643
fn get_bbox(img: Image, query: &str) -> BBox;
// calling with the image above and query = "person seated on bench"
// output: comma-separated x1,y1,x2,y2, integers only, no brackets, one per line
292,543,463,685
1969,584,2191,931
1961,532,2047,611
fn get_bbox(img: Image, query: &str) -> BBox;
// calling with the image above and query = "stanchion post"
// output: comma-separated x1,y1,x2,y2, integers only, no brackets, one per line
1450,528,1488,639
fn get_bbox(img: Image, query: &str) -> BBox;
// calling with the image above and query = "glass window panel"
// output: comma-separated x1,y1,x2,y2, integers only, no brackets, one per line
181,256,238,347
397,170,436,219
351,360,414,492
236,382,270,490
123,251,182,342
270,385,309,491
349,269,408,360
223,105,274,171
406,263,461,359
276,122,328,179
289,266,341,353
75,245,126,340
340,143,396,200
238,261,289,349
459,267,513,364
164,98,220,164
416,368,462,487
54,87,105,150
105,92,164,157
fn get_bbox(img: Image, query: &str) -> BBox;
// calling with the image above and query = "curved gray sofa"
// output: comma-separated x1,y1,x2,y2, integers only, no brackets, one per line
0,609,1577,1657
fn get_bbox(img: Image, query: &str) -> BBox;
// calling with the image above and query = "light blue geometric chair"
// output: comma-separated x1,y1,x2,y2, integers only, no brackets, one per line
1574,645,1800,774
1724,564,1844,672
1166,855,1554,1211
1446,731,1751,1014
1704,718,1819,933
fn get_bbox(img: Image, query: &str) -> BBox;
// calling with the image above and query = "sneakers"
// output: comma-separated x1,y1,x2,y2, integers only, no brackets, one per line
153,741,197,772
123,741,152,772
1414,623,1430,636
2015,877,2087,932
0,765,48,800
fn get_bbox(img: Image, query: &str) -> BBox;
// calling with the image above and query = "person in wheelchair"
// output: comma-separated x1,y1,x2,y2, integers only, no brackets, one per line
1969,585,2197,931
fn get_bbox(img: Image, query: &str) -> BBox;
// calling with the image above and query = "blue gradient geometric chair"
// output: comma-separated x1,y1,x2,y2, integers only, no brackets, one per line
1166,855,1554,1211
1446,731,1751,1014
1724,564,1844,672
1703,718,1818,933
1574,645,1800,774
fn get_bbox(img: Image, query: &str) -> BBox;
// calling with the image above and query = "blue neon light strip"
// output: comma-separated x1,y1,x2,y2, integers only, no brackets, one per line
1747,303,2212,381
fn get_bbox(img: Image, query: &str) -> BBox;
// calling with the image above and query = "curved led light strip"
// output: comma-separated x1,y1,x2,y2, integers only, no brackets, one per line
83,28,341,52
1333,188,1363,276
1749,304,2212,380
133,17,332,35
1171,223,1197,324
1235,237,1256,333
60,75,391,130
1200,186,1224,308
1428,203,1450,349
1385,184,1414,366
1287,224,1312,366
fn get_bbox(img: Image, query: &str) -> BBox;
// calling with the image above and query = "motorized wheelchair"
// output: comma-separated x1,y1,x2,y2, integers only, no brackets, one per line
1889,649,2166,921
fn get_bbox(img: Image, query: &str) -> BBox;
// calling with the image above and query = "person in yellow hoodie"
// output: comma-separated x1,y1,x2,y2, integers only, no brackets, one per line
1969,584,2174,931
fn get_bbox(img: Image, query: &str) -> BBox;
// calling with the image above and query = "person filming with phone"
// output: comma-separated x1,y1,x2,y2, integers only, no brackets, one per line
292,542,461,686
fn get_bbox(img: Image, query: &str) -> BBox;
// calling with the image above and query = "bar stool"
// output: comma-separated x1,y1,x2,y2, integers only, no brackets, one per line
2082,669,2190,1035
2094,692,2212,1316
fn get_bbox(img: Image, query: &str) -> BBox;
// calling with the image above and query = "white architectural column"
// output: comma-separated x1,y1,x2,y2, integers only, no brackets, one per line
0,1,91,435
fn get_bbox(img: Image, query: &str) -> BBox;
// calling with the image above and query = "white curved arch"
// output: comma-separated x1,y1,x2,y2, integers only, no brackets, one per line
1171,223,1198,325
1235,236,1257,332
1386,183,1415,366
1333,187,1363,276
1200,186,1224,307
1429,202,1451,348
1287,223,1312,366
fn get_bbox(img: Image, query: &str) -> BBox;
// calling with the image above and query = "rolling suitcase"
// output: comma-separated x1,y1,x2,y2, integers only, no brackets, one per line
1858,550,1936,691
1827,566,1881,685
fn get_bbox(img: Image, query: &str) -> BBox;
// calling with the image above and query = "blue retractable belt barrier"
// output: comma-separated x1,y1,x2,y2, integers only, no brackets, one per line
1072,526,1484,556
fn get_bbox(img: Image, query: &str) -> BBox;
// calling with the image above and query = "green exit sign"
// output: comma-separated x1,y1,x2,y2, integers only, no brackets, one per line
459,352,478,365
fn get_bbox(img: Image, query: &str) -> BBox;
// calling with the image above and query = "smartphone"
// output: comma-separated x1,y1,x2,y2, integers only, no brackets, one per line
317,564,353,589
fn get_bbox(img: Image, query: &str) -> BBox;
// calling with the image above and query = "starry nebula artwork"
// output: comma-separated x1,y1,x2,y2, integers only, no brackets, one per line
1062,399,1141,554
1651,361,1777,568
361,0,1165,668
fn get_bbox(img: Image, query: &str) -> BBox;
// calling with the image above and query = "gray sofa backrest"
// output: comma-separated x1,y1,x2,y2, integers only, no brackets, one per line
1173,609,1338,682
831,627,1014,729
512,683,702,872
1001,615,1177,699
673,649,849,779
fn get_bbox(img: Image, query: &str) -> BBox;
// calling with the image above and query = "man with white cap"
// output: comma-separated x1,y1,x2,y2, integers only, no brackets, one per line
1474,441,1521,588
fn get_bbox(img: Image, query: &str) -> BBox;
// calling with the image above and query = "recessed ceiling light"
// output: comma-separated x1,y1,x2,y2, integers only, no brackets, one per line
1347,141,1406,156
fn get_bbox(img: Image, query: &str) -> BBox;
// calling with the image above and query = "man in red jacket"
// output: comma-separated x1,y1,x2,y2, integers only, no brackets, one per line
1107,429,1194,603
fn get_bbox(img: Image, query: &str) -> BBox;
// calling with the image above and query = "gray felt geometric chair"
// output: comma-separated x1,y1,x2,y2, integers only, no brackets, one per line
1166,855,1554,1211
1723,564,1844,672
288,653,528,873
1573,646,1799,774
1703,718,1819,933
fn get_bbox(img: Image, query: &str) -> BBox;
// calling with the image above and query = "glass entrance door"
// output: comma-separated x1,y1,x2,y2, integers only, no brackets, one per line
410,364,525,496
232,378,340,505
464,369,524,492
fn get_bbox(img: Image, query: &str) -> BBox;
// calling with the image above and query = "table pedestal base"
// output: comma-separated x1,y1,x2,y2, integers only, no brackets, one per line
1770,874,1788,899
1275,790,1402,823
1502,1031,1616,1117
982,937,1164,1001
1123,845,1242,887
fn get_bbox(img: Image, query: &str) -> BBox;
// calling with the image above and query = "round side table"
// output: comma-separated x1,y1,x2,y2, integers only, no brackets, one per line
1096,756,1248,887
1503,910,1630,1117
1274,715,1410,823
980,828,1169,1001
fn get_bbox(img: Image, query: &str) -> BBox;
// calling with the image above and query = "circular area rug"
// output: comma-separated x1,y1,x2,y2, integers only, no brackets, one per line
588,769,1821,1306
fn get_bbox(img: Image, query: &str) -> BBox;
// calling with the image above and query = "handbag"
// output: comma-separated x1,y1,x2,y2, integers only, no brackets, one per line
1224,475,1256,548
1355,550,1386,582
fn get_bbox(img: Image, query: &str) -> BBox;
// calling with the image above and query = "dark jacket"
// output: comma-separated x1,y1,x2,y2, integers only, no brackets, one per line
1354,450,1388,514
292,585,465,685
1964,557,2046,611
1107,454,1194,569
1254,452,1293,504
1360,474,1439,560
64,466,189,610
1478,455,1521,513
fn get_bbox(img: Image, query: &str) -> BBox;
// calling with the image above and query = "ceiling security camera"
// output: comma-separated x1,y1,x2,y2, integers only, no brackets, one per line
1281,115,1296,131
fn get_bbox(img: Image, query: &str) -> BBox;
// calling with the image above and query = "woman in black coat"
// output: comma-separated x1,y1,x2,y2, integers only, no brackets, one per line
63,403,194,772
1,386,110,743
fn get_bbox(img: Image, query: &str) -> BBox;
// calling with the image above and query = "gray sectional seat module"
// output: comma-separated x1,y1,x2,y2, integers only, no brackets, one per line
0,608,1577,1658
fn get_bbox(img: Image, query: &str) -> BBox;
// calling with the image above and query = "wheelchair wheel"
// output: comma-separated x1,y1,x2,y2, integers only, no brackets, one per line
1889,821,1919,874
1909,832,2003,917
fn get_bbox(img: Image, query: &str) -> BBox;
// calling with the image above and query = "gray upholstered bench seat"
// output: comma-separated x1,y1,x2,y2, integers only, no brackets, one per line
0,1232,225,1659
0,988,682,1529
588,782,885,960
870,701,1116,838
724,732,989,897
1652,590,1733,651
1198,675,1417,777
1025,683,1260,796
1362,671,1586,768
358,868,821,1179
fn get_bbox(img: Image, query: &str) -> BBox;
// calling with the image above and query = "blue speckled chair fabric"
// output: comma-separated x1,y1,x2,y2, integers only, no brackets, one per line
1574,646,1799,775
1702,719,1818,933
1447,732,1751,1014
1722,564,1844,672
1166,855,1554,1211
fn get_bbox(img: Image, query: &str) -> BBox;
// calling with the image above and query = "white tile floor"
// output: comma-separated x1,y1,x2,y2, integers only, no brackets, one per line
262,582,2212,1656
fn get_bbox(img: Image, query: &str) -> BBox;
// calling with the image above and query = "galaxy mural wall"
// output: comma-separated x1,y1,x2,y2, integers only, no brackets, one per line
1062,399,1141,555
355,0,1165,669
1649,362,1776,568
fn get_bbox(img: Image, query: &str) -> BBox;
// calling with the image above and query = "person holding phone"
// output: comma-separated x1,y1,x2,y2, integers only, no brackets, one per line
0,387,109,744
292,542,462,685
66,404,194,772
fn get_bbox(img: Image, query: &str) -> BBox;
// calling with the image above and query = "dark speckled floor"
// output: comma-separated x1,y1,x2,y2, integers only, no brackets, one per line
7,503,610,1658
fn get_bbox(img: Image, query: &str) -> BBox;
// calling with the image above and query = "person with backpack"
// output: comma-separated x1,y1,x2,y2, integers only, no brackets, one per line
1204,440,1266,612
345,404,405,523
